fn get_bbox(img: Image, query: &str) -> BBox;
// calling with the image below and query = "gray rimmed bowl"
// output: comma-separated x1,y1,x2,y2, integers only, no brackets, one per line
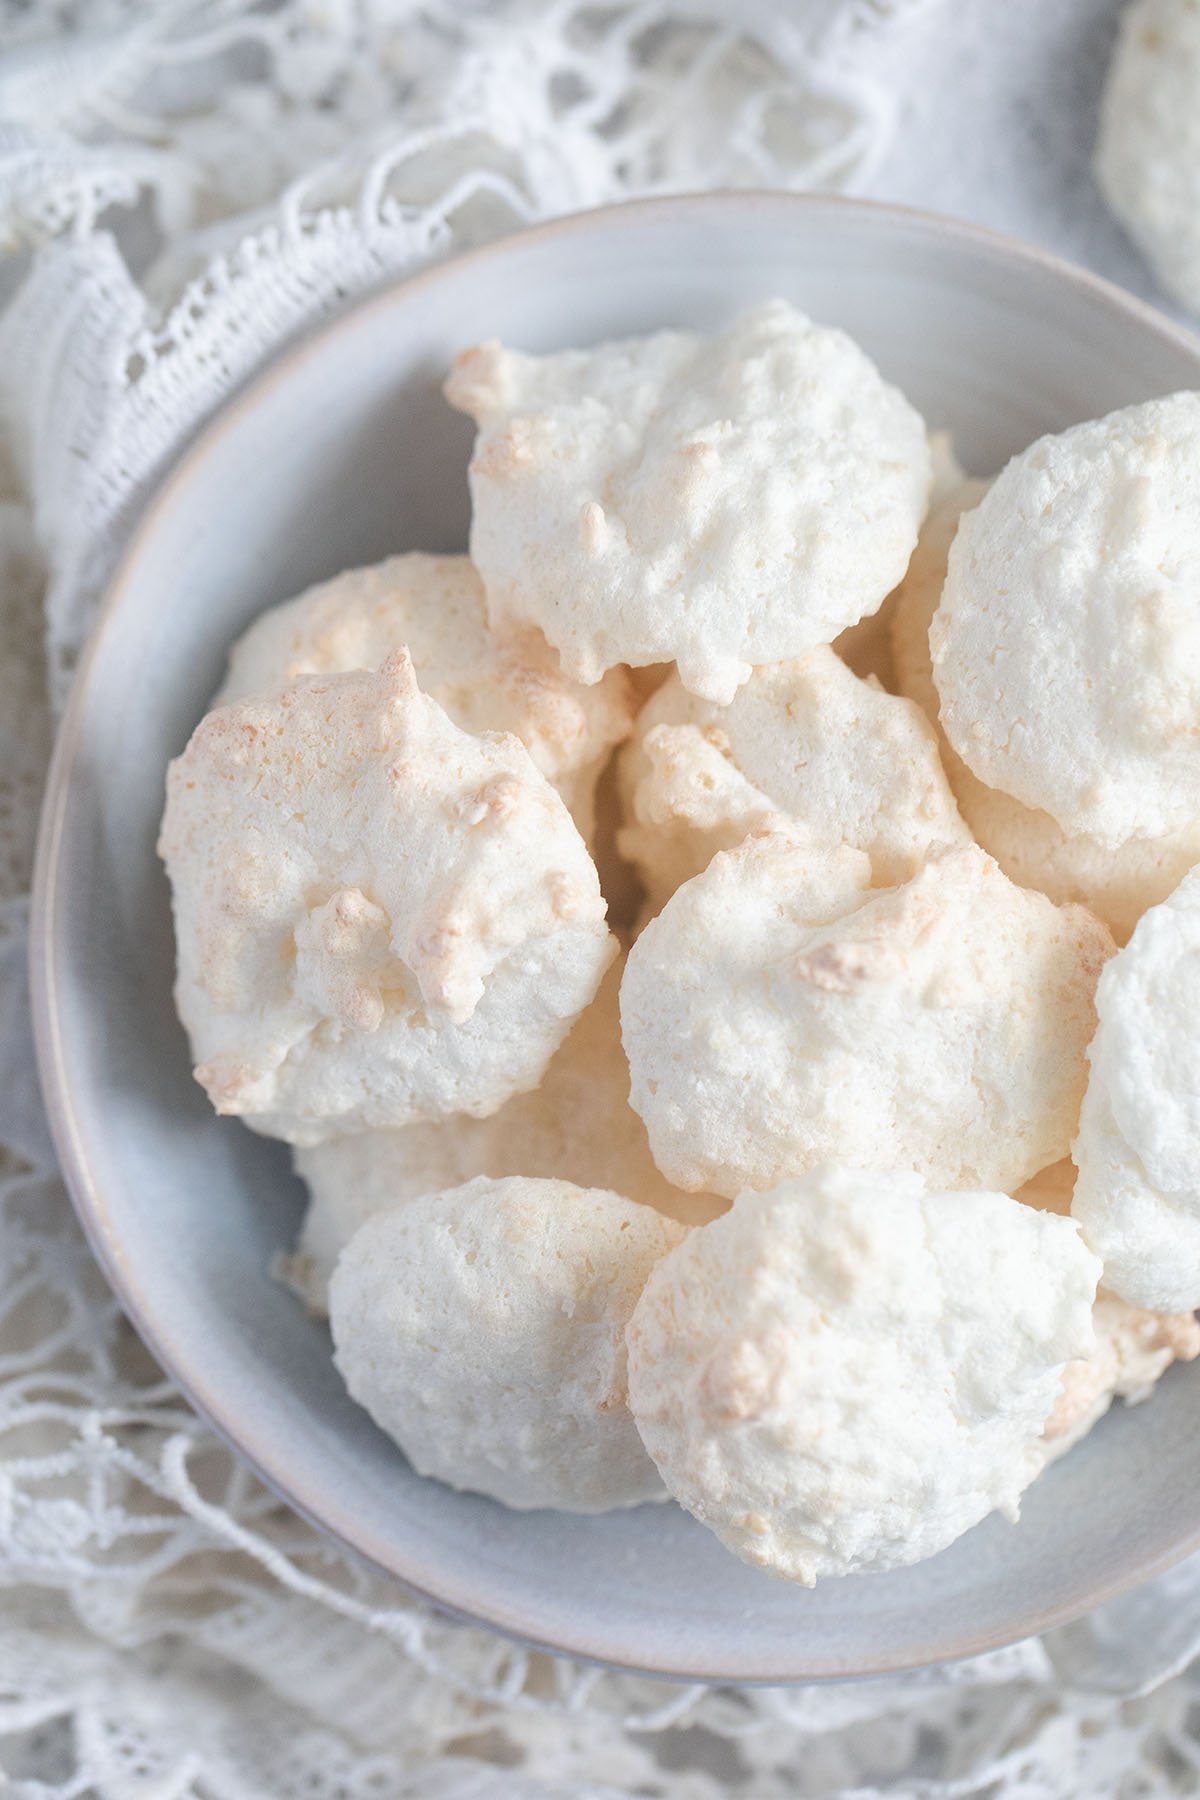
30,193,1200,1683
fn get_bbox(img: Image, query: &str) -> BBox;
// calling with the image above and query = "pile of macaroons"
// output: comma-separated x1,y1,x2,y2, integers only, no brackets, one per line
159,300,1200,1587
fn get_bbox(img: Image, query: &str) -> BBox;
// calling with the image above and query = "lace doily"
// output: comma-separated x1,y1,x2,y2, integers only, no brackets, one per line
4,3,1200,1796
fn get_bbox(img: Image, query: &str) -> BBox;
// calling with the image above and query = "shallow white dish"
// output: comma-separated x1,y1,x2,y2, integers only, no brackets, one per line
31,193,1200,1682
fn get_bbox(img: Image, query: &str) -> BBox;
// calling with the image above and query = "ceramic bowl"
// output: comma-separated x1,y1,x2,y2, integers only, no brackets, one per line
32,193,1200,1682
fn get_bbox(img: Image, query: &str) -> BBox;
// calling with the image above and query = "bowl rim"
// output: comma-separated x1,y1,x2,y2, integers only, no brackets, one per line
29,188,1200,1684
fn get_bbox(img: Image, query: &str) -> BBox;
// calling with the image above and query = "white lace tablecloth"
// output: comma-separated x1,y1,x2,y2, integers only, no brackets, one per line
4,3,1200,1795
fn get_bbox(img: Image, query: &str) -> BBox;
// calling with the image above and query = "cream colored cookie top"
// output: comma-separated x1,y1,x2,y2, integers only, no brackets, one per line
1073,867,1200,1311
891,477,1200,942
329,1176,685,1512
617,644,968,910
215,553,634,839
159,653,614,1145
625,1168,1099,1584
621,833,1112,1199
1096,0,1200,311
290,959,726,1310
930,396,1200,847
445,300,931,703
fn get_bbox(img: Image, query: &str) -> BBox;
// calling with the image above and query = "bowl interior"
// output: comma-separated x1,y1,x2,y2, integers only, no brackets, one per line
34,194,1200,1682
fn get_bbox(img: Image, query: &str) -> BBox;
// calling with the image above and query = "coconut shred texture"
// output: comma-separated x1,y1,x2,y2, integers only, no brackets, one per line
329,1175,685,1512
1072,865,1200,1314
617,643,969,912
444,300,932,704
214,552,635,841
620,832,1113,1200
625,1169,1100,1584
930,395,1200,849
158,653,615,1145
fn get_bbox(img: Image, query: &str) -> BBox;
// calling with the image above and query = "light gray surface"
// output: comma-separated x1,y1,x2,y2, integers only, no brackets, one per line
31,194,1200,1682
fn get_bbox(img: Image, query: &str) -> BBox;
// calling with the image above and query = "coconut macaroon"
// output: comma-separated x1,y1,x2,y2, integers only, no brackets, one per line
1043,1292,1200,1461
891,479,1200,941
289,960,726,1311
1072,867,1200,1313
625,1168,1100,1584
930,396,1200,849
1015,1159,1200,1454
329,1176,684,1511
444,300,931,704
617,645,969,912
159,653,615,1145
214,553,634,840
621,832,1113,1200
1095,0,1200,312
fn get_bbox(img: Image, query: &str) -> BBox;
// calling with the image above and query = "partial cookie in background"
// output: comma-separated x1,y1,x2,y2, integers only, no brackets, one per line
617,645,969,913
446,300,931,703
1073,866,1200,1314
330,1176,684,1511
160,653,614,1145
1042,1292,1200,1462
890,479,990,723
892,476,1200,941
1096,0,1200,312
1014,1158,1200,1456
621,833,1113,1199
931,397,1200,847
626,1168,1099,1583
215,552,634,841
288,958,726,1312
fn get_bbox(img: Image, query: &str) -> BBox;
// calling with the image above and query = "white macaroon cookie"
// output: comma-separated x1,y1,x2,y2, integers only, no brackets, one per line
1096,0,1200,312
1072,865,1200,1312
620,832,1113,1199
625,1167,1100,1584
289,959,726,1311
160,652,615,1145
329,1176,685,1511
892,478,1200,942
616,644,969,911
445,300,931,703
215,552,634,840
930,395,1200,848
